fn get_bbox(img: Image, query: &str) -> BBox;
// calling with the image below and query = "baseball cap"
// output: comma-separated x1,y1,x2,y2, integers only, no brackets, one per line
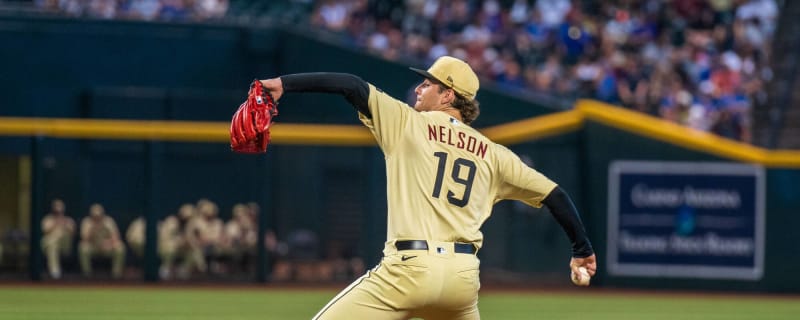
410,56,479,100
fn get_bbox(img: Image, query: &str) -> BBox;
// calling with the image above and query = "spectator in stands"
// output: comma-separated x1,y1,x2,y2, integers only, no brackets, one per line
616,54,651,113
41,199,75,279
193,0,229,20
86,0,117,19
34,0,778,143
302,0,777,143
310,0,354,32
35,0,229,21
78,203,126,278
123,0,162,21
158,0,190,21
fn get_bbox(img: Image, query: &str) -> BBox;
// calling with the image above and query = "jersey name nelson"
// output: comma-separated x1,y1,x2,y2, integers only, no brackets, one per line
427,124,488,159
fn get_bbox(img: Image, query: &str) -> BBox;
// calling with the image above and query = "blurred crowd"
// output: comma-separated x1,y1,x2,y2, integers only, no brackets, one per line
307,0,779,143
32,0,229,21
26,0,778,143
36,198,363,282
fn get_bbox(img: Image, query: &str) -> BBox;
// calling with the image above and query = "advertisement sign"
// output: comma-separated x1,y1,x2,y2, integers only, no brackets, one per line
607,161,765,280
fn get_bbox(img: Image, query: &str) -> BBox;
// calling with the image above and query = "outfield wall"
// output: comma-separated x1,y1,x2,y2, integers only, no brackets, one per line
575,101,800,293
2,17,799,292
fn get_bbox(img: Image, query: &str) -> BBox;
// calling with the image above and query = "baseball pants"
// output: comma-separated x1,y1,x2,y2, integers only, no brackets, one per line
41,234,72,277
78,241,126,278
313,240,481,320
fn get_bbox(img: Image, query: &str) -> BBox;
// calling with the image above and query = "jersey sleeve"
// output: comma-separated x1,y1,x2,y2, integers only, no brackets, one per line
105,217,121,238
358,83,413,154
494,145,558,208
42,216,53,232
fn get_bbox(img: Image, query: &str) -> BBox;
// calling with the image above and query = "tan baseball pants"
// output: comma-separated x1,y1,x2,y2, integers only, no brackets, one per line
313,240,481,320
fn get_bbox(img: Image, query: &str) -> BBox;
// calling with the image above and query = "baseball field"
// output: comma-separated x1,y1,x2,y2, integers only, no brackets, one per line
1,284,797,320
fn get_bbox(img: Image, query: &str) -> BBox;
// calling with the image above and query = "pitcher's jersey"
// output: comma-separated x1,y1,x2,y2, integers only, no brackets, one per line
359,84,557,251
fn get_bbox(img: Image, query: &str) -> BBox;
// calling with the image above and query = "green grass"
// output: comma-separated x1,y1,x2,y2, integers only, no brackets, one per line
0,286,797,320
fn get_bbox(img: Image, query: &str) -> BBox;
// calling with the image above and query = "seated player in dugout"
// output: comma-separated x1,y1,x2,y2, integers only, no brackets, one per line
258,56,597,320
78,203,126,279
41,198,76,280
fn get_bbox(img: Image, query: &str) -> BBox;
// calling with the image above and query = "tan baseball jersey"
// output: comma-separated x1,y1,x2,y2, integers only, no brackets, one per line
359,84,558,252
313,82,560,320
81,216,121,245
42,214,75,243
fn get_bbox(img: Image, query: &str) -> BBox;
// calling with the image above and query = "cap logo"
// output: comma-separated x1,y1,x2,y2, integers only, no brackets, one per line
447,76,453,84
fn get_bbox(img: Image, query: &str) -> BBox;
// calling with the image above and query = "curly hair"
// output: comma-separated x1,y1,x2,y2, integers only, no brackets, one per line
451,94,480,125
437,84,480,125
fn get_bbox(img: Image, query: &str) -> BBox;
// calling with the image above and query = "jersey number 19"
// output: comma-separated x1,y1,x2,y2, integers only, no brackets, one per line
432,152,476,207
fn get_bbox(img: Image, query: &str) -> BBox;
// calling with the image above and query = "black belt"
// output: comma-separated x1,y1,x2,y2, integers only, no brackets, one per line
395,240,477,254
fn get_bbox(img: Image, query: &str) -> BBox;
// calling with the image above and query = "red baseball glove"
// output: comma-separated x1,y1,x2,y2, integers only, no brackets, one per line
230,79,279,153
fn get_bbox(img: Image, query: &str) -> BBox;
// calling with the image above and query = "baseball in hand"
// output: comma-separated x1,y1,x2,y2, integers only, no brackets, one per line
570,267,591,286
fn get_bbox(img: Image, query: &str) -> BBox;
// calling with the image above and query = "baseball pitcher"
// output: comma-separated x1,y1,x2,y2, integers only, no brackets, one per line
255,56,596,320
